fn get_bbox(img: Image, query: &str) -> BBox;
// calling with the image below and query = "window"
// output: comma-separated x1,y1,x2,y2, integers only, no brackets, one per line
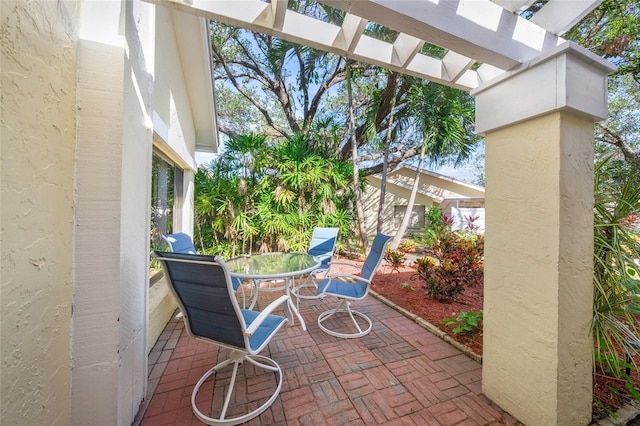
394,205,426,230
150,153,175,281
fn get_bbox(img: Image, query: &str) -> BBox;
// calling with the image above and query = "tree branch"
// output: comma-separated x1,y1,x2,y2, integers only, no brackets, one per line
597,122,640,168
360,145,422,176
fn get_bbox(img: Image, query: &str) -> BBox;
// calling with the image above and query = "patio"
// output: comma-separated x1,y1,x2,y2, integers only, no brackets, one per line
3,1,619,424
134,286,518,425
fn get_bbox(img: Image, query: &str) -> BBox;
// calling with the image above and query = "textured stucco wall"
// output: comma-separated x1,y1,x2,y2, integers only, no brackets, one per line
482,112,594,425
1,1,79,424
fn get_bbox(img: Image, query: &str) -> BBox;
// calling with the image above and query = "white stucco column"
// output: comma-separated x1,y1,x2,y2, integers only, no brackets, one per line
73,1,154,424
472,42,615,425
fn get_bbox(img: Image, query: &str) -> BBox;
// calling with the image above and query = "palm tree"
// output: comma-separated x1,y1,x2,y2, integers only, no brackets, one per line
592,157,640,375
390,81,477,248
346,60,370,252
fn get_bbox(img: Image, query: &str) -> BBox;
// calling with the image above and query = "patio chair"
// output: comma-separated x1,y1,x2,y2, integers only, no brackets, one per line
153,251,289,426
162,232,197,254
316,233,392,338
162,233,256,309
294,227,339,301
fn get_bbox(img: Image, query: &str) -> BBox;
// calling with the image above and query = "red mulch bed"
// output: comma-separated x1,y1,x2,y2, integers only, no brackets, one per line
371,264,484,355
332,256,640,422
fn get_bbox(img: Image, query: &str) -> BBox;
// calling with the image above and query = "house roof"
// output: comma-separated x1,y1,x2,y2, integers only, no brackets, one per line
368,165,484,203
396,164,485,193
170,10,219,153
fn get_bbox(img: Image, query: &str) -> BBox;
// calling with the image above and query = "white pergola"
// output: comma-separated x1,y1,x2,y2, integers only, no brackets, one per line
146,1,614,424
152,0,601,91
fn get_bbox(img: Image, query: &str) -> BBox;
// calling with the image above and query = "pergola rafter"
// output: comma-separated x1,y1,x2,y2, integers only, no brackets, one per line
148,0,601,91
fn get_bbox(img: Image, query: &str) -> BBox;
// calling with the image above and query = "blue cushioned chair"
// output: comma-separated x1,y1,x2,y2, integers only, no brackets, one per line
162,232,197,254
295,227,339,301
153,251,289,425
162,233,256,309
316,233,392,338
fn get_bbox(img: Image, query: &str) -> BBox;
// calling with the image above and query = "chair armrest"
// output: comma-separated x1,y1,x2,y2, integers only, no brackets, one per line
317,261,357,276
325,261,359,269
324,273,369,284
244,294,290,336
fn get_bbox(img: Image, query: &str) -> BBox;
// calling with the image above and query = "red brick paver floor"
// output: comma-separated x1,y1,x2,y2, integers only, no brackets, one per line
134,288,519,425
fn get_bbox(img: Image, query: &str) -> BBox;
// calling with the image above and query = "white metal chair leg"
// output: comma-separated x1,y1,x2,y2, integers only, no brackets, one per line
191,352,283,425
317,299,372,338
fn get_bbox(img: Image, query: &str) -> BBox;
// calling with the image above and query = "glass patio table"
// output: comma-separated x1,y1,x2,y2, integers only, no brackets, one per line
226,252,320,331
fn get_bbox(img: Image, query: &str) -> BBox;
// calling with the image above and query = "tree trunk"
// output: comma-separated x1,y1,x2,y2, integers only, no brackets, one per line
390,144,425,249
377,76,396,234
347,62,369,253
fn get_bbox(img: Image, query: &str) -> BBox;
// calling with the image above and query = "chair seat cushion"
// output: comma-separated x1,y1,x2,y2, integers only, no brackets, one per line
316,278,367,300
242,309,287,352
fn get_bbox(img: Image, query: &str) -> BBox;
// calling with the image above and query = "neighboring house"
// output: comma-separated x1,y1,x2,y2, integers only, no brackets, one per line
364,166,485,235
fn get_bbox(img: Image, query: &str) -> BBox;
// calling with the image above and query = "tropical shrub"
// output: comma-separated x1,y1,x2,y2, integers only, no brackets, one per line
418,205,447,247
592,158,640,377
384,248,406,273
194,133,355,256
414,217,484,302
397,239,417,253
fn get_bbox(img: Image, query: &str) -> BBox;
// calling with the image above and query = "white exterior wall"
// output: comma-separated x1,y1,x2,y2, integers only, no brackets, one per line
1,2,79,424
153,8,197,166
73,1,154,423
152,7,199,235
364,176,436,236
1,1,206,425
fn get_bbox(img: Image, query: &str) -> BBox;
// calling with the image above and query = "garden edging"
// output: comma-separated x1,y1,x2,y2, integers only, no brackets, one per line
369,290,482,363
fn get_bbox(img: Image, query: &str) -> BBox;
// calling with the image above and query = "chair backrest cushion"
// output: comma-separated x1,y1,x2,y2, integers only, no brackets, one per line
361,234,392,281
162,233,197,254
154,251,245,348
308,227,339,266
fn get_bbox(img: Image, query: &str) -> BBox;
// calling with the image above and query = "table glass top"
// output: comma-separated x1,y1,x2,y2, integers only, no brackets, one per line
226,252,319,279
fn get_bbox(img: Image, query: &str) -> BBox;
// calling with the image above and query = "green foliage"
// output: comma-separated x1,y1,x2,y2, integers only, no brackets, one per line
384,248,406,273
419,205,447,247
442,310,483,335
564,0,639,80
414,216,484,303
592,157,640,377
397,239,416,253
194,133,355,256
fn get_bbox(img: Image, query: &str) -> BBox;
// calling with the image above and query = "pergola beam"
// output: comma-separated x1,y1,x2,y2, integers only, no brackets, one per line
530,0,602,35
491,0,536,13
318,0,565,70
144,0,489,90
146,0,603,91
